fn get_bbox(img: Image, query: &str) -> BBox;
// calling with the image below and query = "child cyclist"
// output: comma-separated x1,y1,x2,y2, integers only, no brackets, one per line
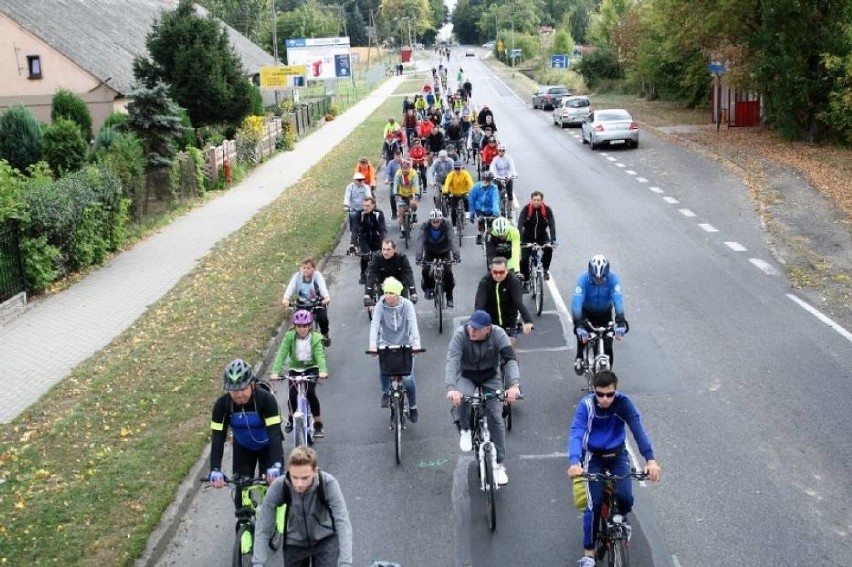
270,310,330,438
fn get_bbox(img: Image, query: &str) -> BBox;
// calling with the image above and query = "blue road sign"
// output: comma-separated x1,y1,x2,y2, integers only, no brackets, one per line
708,62,725,75
551,54,569,69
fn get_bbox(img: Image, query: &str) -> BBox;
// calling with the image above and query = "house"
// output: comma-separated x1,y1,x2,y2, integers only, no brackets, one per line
0,0,275,135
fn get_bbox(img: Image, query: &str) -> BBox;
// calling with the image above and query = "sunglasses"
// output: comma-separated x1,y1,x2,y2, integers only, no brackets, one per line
594,390,616,398
490,270,507,276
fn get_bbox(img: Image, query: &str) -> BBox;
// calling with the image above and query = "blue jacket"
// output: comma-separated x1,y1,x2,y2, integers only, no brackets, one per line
468,181,500,217
567,392,655,465
571,271,624,319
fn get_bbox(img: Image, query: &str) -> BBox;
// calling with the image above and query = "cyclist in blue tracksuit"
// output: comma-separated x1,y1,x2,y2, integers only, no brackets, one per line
468,170,500,245
571,254,628,375
567,370,660,567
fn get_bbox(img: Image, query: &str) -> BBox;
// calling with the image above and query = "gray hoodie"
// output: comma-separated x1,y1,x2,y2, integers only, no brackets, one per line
445,323,520,391
369,296,421,350
252,471,352,566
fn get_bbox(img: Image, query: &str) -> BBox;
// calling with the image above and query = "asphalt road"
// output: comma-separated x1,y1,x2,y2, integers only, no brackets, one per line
156,48,852,567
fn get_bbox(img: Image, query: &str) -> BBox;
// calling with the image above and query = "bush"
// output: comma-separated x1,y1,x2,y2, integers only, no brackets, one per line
0,159,25,223
0,105,43,173
577,47,624,90
94,133,146,221
176,107,197,149
51,88,93,142
94,126,122,151
42,117,88,177
250,85,264,116
100,112,128,132
20,235,61,293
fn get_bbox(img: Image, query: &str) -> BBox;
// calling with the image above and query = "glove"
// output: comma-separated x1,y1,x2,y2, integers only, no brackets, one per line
348,244,356,254
410,293,418,304
453,254,461,263
266,464,281,482
209,470,225,485
576,328,589,340
615,326,626,338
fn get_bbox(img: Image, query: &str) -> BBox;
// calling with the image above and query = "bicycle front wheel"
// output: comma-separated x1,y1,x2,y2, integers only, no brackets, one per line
456,202,465,248
610,538,629,567
435,280,444,333
293,415,307,448
403,214,411,249
483,444,497,531
394,396,403,465
232,524,253,567
534,271,544,316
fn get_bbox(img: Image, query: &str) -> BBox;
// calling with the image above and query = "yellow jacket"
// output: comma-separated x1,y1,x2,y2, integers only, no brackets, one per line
442,169,474,196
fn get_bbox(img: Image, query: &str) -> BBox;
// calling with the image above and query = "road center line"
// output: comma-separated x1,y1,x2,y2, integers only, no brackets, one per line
678,208,696,217
649,186,664,193
748,258,779,275
698,223,718,232
636,177,648,183
663,196,679,204
786,293,852,344
625,170,637,175
725,241,747,252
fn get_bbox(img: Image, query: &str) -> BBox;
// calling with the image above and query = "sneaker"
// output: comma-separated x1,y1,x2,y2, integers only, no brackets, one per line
380,393,390,408
391,214,398,220
578,557,596,567
494,463,509,485
423,289,434,300
358,273,366,285
476,234,483,245
446,298,454,309
284,419,293,434
313,423,325,438
544,270,551,281
408,407,419,423
322,335,331,347
574,358,584,376
459,429,473,452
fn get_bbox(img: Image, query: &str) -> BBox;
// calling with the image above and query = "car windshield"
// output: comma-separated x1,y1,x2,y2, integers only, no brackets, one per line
598,110,631,121
567,99,590,108
550,88,568,95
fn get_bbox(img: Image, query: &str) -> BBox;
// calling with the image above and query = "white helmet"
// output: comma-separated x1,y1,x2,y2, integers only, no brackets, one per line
491,216,511,237
428,208,444,220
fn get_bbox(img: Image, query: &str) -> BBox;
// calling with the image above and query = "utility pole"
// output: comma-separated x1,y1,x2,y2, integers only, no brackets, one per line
271,0,280,105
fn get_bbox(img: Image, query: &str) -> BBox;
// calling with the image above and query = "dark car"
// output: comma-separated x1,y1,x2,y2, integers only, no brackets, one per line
531,85,570,110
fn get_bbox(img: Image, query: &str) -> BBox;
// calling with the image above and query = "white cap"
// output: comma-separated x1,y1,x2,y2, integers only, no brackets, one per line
439,150,448,157
353,172,365,180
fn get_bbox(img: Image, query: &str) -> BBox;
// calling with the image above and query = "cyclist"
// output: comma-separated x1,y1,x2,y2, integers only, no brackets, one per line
209,359,284,488
442,161,474,226
480,137,500,171
489,144,518,209
468,170,500,245
571,255,628,375
283,258,332,347
415,209,460,308
349,196,387,285
354,157,378,194
479,128,496,152
429,149,454,191
402,95,414,114
408,138,429,190
402,108,418,149
381,133,402,168
463,78,472,100
475,256,533,351
382,116,398,138
518,191,557,285
456,67,465,85
486,216,521,273
482,113,498,133
393,159,421,237
445,310,520,485
414,93,428,120
476,104,494,127
425,88,436,109
384,151,403,220
444,115,463,155
368,277,423,421
459,114,472,150
343,172,372,246
426,125,445,162
270,310,329,438
466,123,485,160
253,447,353,567
365,239,417,304
567,370,661,567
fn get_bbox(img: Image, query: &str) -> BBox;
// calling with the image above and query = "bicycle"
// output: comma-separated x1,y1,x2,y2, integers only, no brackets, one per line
522,243,553,316
201,474,283,567
579,321,615,392
294,299,326,335
421,258,455,333
476,214,496,258
581,469,649,567
366,346,426,464
453,197,467,248
400,205,414,249
461,386,506,531
494,177,514,219
499,321,531,433
286,371,320,448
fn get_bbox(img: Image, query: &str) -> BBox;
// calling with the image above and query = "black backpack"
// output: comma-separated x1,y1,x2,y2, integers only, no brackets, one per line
274,470,335,547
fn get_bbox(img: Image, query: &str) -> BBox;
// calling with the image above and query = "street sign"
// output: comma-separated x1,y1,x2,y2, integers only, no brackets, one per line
497,39,505,52
510,48,522,59
708,62,725,75
551,54,569,69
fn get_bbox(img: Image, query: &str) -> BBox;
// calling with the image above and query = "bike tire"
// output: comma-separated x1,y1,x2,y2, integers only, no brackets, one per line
535,271,544,316
394,396,403,465
456,201,465,248
232,524,253,567
611,538,629,567
435,279,444,333
483,444,497,531
403,213,410,249
293,415,307,448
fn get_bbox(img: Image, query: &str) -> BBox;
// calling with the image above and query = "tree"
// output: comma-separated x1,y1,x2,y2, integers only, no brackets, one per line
270,1,340,59
51,89,93,142
199,0,267,43
346,3,369,46
380,0,434,42
0,105,43,173
134,0,253,129
42,118,88,177
551,28,574,56
451,0,482,44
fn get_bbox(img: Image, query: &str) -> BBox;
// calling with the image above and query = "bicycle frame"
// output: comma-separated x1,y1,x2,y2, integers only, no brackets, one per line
582,469,648,565
288,372,319,447
582,322,614,391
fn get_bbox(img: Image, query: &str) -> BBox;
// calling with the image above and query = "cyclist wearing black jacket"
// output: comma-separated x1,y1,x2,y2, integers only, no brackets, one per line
349,197,386,285
474,256,534,349
518,190,557,282
415,209,460,308
365,239,417,303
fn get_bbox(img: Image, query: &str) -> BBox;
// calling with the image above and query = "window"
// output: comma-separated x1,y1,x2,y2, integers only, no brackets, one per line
27,55,42,79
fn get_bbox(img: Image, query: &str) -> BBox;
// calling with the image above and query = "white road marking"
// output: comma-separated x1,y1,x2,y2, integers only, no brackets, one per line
487,71,526,104
786,293,852,344
650,186,664,193
663,196,679,204
698,223,718,232
606,157,617,162
615,163,626,168
749,258,779,275
678,208,696,217
625,170,637,175
672,555,684,567
636,177,648,183
725,241,747,252
518,452,568,460
600,152,609,156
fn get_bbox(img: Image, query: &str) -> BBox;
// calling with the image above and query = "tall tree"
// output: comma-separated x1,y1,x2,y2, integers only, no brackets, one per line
199,0,268,43
346,3,369,46
134,0,253,129
451,0,483,43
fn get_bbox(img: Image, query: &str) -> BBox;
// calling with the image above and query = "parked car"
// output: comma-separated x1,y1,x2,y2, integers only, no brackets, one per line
531,85,570,110
483,41,496,49
465,49,475,57
552,96,593,128
581,109,640,149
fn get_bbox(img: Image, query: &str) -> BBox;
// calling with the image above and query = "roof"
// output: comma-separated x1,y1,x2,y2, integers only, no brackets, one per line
1,0,275,96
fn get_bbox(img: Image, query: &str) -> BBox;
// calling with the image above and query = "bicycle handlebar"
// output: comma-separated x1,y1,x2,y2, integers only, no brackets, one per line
365,346,426,355
521,243,554,249
200,474,267,486
460,389,506,403
580,470,649,482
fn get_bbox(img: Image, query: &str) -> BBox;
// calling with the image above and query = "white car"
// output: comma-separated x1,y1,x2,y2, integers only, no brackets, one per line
552,96,593,128
581,109,640,149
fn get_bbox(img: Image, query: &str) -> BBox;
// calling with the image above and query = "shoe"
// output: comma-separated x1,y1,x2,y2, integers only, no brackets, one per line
476,234,483,245
574,358,584,376
522,281,530,294
423,289,434,300
459,429,473,452
391,214,398,220
446,298,454,309
284,419,293,434
623,522,632,542
358,273,366,285
494,463,509,485
408,407,419,423
380,393,390,408
578,557,596,567
322,335,331,347
544,270,551,281
313,423,325,438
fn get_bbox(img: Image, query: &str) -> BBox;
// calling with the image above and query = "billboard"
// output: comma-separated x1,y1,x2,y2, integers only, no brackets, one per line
285,37,352,80
259,66,307,88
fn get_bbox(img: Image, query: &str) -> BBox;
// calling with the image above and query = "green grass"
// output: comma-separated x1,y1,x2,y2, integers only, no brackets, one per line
0,97,401,565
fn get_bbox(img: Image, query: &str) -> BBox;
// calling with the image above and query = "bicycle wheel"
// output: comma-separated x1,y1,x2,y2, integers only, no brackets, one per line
394,395,403,465
534,270,544,316
435,279,444,334
293,414,307,448
403,213,411,249
456,201,465,248
483,444,497,531
232,524,253,567
610,538,629,567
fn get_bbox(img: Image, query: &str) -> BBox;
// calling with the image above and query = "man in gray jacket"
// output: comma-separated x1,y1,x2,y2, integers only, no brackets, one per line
368,277,422,422
253,447,352,567
446,310,521,485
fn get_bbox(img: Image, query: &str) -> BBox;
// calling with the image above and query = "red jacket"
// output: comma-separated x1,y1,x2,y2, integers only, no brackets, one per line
481,144,499,166
417,120,434,140
408,145,428,166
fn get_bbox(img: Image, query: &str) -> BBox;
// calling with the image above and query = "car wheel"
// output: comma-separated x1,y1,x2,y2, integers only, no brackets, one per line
590,136,598,150
532,101,537,109
582,131,589,144
632,140,639,149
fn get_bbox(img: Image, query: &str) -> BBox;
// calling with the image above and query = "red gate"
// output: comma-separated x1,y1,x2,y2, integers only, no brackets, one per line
734,100,760,127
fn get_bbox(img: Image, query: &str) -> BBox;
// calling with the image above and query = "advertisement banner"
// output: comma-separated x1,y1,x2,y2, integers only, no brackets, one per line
259,65,307,88
286,37,352,80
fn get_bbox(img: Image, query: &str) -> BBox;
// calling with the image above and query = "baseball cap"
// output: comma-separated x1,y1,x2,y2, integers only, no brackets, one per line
383,277,404,295
468,310,492,330
453,161,462,169
353,172,366,180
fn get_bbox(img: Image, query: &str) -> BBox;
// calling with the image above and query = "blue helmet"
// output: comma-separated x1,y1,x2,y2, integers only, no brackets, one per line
588,255,610,281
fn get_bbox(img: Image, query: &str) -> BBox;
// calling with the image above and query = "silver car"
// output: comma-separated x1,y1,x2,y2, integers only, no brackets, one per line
581,109,639,149
552,96,592,128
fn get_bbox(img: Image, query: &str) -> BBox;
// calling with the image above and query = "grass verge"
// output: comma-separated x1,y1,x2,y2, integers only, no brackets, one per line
0,96,400,565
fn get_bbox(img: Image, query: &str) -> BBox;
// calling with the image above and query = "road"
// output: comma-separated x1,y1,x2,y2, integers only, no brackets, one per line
156,48,852,566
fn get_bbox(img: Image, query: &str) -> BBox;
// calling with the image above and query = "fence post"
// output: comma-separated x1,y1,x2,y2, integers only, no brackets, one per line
208,147,219,183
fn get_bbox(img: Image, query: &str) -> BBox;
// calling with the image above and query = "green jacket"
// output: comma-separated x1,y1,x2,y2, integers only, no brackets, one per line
272,329,328,374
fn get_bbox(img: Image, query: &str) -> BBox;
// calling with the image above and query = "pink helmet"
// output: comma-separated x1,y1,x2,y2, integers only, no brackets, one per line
292,309,314,326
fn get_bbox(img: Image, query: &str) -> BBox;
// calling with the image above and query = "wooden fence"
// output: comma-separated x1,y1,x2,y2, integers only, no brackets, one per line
205,117,283,183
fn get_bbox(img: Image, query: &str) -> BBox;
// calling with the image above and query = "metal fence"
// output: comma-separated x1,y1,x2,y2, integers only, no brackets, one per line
0,220,26,302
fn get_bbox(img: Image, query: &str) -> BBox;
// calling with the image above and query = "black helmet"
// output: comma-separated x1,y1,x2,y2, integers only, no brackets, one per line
222,359,255,391
482,170,495,181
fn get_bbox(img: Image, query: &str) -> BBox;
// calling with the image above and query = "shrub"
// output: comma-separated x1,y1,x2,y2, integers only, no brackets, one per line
236,115,264,164
0,159,25,223
51,88,93,142
176,107,197,149
0,105,43,172
100,112,128,132
20,235,61,293
250,85,264,116
94,126,122,151
577,46,623,90
94,133,146,221
183,146,206,194
42,117,88,177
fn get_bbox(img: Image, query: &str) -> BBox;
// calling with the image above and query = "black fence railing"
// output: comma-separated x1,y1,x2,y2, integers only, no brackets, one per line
0,220,26,302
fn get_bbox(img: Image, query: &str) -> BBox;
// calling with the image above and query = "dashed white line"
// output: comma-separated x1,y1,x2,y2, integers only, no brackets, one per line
600,152,609,156
606,157,617,162
698,223,718,232
725,241,747,252
615,163,626,168
636,177,648,183
625,170,637,175
649,186,664,193
663,196,679,204
786,293,852,344
672,555,684,567
678,208,696,217
749,258,779,275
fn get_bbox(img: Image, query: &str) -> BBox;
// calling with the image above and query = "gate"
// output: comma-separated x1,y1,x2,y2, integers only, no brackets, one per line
0,220,27,302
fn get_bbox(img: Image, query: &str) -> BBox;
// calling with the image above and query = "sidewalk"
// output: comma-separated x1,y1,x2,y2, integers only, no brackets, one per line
0,76,405,424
